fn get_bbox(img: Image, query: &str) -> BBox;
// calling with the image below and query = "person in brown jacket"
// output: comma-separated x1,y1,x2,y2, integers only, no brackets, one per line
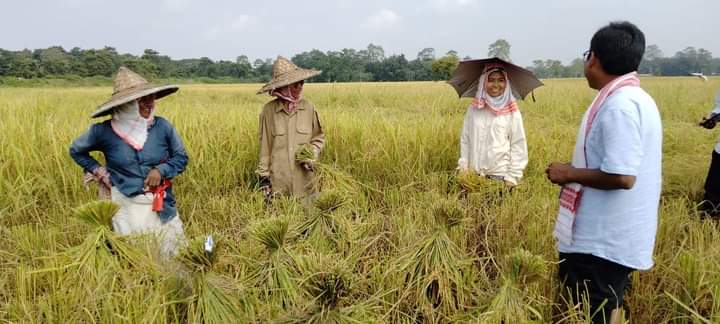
256,56,325,199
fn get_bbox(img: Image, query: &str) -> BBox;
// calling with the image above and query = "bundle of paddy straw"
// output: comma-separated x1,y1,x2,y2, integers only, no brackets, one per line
296,189,349,240
395,198,472,315
180,235,242,323
69,201,149,273
281,253,372,324
457,169,485,193
477,248,547,323
250,217,301,308
295,144,362,195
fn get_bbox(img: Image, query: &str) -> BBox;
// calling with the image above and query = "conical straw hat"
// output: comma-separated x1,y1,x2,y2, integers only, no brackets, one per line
90,67,179,118
257,56,322,94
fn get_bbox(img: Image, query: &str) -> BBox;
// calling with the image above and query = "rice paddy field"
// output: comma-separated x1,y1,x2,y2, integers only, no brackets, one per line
1,78,719,323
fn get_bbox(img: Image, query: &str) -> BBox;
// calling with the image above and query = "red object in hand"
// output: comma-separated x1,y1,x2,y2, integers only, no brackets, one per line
147,179,171,212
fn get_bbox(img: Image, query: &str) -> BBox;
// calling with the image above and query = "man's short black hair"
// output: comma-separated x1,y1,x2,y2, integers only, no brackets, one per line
590,21,645,75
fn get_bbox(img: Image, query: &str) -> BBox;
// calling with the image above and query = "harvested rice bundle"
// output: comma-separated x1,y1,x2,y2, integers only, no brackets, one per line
296,144,362,195
501,248,547,286
69,201,148,271
250,218,300,308
477,248,548,323
478,280,539,323
301,254,351,308
295,189,349,239
313,189,349,214
73,200,119,228
281,254,374,324
432,198,466,230
295,144,316,165
179,235,219,272
181,235,242,323
395,200,473,315
456,170,506,194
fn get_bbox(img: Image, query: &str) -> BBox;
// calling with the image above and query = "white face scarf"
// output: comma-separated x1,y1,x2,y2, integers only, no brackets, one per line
110,100,154,151
472,68,518,116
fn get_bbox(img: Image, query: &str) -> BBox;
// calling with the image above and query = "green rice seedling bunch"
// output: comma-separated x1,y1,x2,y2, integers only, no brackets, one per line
250,217,300,308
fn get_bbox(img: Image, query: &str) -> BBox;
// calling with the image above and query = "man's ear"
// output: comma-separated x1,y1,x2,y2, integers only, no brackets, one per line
587,54,600,70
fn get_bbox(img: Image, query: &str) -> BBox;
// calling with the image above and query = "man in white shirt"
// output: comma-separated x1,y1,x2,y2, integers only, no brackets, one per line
546,21,662,324
699,90,720,217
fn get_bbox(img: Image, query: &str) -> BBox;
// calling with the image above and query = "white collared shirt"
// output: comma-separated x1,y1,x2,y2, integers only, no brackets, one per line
557,87,662,270
458,106,528,185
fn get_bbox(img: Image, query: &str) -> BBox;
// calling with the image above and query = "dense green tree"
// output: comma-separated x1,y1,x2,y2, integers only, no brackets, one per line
0,44,717,82
488,39,511,61
431,52,459,80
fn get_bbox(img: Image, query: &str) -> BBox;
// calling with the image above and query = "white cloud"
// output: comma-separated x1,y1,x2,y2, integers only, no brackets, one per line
366,9,402,28
204,15,257,40
428,0,478,9
163,0,192,11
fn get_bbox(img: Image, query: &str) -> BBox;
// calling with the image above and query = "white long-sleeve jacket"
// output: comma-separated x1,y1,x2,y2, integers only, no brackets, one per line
458,106,528,185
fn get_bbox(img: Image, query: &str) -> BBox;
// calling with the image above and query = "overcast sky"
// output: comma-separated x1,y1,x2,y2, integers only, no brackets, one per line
2,0,718,67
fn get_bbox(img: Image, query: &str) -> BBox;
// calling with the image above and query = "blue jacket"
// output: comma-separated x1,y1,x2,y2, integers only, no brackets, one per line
69,117,188,222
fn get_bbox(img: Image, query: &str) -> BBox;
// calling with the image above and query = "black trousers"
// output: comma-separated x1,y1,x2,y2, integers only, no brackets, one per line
704,150,720,202
558,253,634,324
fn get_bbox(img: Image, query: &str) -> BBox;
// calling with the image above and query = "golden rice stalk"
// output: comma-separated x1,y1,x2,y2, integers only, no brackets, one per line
308,163,362,195
457,170,485,193
295,209,339,240
299,254,351,308
478,280,541,323
66,227,153,274
432,199,466,230
250,218,300,307
501,248,547,286
190,273,242,324
313,189,349,214
250,218,288,253
179,235,219,272
73,200,119,229
396,229,471,314
295,144,316,164
281,254,372,324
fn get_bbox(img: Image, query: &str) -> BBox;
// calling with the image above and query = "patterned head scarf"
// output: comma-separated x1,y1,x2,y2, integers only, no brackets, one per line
472,64,518,116
271,82,303,114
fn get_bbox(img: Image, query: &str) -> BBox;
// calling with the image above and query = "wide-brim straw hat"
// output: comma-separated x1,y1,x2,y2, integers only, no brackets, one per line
91,67,179,118
257,56,322,94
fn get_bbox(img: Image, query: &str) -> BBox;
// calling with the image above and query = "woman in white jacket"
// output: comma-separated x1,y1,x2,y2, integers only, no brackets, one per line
458,64,528,187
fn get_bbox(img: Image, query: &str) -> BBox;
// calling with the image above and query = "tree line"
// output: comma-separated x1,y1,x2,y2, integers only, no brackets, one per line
1,41,718,83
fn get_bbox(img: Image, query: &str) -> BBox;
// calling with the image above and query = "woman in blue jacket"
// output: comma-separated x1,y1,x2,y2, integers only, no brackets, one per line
70,67,188,257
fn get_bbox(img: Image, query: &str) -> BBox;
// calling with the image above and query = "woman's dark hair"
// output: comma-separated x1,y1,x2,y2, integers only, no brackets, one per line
590,21,645,75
